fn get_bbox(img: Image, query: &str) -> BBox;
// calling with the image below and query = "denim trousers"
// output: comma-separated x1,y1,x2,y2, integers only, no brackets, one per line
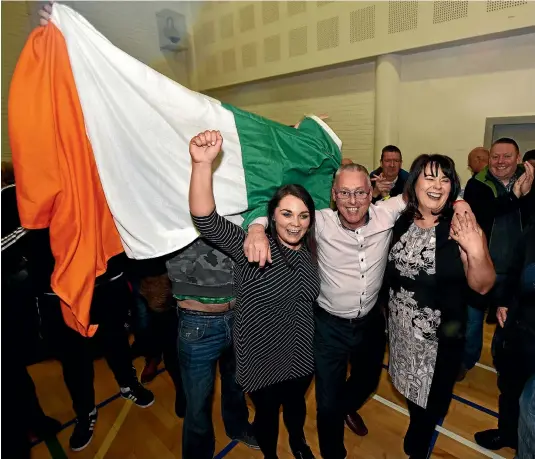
178,308,251,459
462,305,485,369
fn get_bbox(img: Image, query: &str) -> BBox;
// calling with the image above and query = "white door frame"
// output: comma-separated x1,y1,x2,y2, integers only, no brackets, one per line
484,115,535,149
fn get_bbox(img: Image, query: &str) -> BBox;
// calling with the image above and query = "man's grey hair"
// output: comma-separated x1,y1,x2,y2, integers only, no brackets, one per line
333,163,372,188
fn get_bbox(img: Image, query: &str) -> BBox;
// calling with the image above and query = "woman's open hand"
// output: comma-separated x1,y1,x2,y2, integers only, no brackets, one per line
449,211,485,257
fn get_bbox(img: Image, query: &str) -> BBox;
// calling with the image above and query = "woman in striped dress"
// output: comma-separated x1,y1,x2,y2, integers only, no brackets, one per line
189,130,320,459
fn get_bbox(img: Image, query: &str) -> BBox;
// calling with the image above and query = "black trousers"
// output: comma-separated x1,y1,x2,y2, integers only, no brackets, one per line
3,272,47,458
249,374,313,459
314,306,386,459
40,277,138,418
493,323,535,444
404,400,441,459
403,338,464,459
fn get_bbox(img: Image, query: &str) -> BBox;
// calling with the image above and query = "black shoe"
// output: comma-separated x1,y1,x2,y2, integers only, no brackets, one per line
120,382,155,408
291,444,315,459
456,364,469,382
231,431,260,450
69,409,97,451
174,394,186,418
474,429,517,450
403,430,416,456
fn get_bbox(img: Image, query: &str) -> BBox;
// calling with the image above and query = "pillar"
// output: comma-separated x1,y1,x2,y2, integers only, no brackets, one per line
374,54,401,166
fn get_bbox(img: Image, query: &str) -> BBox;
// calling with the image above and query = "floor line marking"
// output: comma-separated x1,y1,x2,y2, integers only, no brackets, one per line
44,436,69,459
372,395,505,459
382,364,499,418
451,394,499,418
32,364,501,456
435,426,506,459
427,416,444,458
475,362,498,373
213,440,239,459
31,368,167,448
93,399,133,459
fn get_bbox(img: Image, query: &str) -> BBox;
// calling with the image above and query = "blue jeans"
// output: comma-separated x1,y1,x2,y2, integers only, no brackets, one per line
178,309,251,459
462,305,485,369
517,374,535,459
462,274,507,370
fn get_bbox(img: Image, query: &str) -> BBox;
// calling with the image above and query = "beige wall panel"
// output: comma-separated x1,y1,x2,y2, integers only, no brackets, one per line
398,32,535,186
2,1,32,161
193,1,535,91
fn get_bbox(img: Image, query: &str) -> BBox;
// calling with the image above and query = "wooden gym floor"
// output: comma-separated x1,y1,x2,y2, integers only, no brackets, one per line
29,322,515,459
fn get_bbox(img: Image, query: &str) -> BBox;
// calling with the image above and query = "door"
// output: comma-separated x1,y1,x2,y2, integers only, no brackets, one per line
492,123,535,155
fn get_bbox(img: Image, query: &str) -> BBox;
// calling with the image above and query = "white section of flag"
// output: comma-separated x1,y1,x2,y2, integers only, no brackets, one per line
51,4,247,259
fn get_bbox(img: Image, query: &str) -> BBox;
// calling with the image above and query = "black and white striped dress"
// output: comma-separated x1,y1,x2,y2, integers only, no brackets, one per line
192,211,320,392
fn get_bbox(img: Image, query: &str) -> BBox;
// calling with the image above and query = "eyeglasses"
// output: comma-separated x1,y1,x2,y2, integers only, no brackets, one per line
335,189,370,201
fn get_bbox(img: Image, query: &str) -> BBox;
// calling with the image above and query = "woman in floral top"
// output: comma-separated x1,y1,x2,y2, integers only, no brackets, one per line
385,154,495,458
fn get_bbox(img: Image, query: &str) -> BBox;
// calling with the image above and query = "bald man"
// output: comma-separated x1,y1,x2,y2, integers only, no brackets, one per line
468,147,489,176
341,158,354,166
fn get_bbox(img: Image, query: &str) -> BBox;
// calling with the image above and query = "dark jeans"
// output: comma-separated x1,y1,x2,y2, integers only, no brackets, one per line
462,274,506,369
314,305,386,459
40,277,138,417
249,374,313,459
178,309,251,459
150,307,184,399
493,323,535,445
463,305,484,370
130,287,184,398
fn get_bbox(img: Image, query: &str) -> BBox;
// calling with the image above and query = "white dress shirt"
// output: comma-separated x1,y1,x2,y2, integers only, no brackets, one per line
251,195,406,319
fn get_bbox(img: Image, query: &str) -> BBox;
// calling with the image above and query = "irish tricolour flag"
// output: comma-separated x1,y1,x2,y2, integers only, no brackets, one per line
9,3,341,335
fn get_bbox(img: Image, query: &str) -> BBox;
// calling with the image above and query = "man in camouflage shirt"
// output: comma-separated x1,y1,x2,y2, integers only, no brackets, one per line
166,239,258,459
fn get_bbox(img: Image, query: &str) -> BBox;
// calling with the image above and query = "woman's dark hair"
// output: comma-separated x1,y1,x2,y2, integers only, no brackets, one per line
402,154,461,221
267,184,317,266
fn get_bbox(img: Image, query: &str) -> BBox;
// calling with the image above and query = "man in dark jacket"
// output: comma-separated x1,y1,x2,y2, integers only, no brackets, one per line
370,145,409,204
462,138,534,451
460,141,533,379
464,138,534,250
475,223,535,452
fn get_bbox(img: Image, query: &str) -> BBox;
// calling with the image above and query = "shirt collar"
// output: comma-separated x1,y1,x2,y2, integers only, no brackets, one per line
487,166,523,192
336,211,371,232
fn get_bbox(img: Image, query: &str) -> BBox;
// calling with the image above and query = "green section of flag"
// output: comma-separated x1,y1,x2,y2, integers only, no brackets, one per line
222,103,341,227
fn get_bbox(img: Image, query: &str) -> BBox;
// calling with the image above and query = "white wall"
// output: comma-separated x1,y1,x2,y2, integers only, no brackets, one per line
63,1,194,85
398,32,535,185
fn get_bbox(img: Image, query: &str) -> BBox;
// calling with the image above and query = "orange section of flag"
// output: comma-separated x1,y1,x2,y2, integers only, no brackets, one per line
9,23,124,337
